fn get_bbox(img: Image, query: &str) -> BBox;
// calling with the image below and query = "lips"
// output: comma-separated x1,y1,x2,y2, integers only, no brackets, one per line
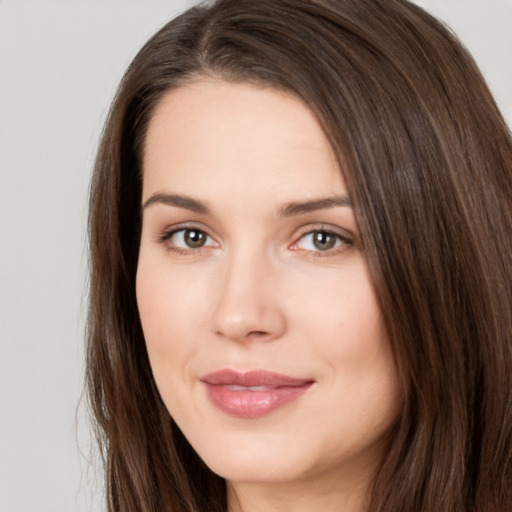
200,369,314,418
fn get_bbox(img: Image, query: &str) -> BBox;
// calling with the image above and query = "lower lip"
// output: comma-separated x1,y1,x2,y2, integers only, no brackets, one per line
203,383,313,418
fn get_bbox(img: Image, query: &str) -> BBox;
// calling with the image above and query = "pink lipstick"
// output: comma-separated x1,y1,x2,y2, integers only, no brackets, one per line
200,369,314,418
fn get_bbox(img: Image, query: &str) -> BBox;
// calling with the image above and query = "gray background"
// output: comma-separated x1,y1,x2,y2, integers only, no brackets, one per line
1,1,511,511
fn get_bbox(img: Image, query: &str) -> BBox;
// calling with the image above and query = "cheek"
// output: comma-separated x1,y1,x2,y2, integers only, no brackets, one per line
136,269,169,352
290,261,399,415
328,278,395,394
136,254,207,369
290,258,387,356
135,259,207,423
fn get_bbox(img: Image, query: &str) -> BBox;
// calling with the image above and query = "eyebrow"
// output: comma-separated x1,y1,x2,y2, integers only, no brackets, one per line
280,196,352,216
142,193,210,214
142,192,352,216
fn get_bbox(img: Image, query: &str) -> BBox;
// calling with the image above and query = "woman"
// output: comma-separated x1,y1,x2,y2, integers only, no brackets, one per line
86,0,512,510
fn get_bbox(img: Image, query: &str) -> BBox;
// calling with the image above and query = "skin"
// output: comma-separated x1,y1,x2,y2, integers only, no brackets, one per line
136,79,401,512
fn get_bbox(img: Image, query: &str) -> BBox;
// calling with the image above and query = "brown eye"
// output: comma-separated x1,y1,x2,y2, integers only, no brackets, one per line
312,231,337,251
294,229,349,254
165,228,216,250
184,229,207,248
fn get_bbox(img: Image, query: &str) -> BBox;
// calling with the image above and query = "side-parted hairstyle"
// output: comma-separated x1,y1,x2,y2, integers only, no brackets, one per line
87,0,512,510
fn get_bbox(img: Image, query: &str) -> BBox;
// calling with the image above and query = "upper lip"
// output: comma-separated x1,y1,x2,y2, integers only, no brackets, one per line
200,369,314,388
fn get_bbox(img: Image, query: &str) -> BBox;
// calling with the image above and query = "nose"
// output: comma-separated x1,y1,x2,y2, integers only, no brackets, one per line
211,251,286,343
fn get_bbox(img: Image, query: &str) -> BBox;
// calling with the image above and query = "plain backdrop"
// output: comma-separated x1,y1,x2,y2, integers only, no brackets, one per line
0,1,510,511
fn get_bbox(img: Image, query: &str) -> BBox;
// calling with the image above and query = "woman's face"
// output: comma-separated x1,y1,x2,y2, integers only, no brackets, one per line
137,80,400,494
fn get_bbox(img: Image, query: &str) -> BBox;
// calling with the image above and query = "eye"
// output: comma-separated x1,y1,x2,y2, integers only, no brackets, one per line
163,228,216,250
292,229,351,254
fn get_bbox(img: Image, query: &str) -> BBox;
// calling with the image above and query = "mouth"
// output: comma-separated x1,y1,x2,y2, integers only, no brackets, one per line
200,369,315,419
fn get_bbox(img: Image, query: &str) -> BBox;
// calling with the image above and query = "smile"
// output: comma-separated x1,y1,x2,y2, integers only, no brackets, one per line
200,369,314,419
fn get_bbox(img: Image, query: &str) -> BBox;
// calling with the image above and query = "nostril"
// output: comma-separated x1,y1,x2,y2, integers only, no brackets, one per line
249,330,269,337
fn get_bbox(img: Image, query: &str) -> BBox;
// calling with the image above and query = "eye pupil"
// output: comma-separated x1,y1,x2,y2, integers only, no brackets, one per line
184,230,206,248
313,231,336,251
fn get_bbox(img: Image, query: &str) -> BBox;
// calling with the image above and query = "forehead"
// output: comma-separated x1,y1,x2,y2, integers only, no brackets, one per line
142,80,346,202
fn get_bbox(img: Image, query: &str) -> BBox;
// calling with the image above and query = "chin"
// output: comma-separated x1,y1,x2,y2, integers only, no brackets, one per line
190,430,311,483
207,455,305,484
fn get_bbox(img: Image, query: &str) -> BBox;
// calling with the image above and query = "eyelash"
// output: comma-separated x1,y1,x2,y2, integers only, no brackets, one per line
157,224,216,256
291,227,353,257
156,225,353,257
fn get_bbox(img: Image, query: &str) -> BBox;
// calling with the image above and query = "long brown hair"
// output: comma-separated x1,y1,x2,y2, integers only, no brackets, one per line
86,0,512,510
